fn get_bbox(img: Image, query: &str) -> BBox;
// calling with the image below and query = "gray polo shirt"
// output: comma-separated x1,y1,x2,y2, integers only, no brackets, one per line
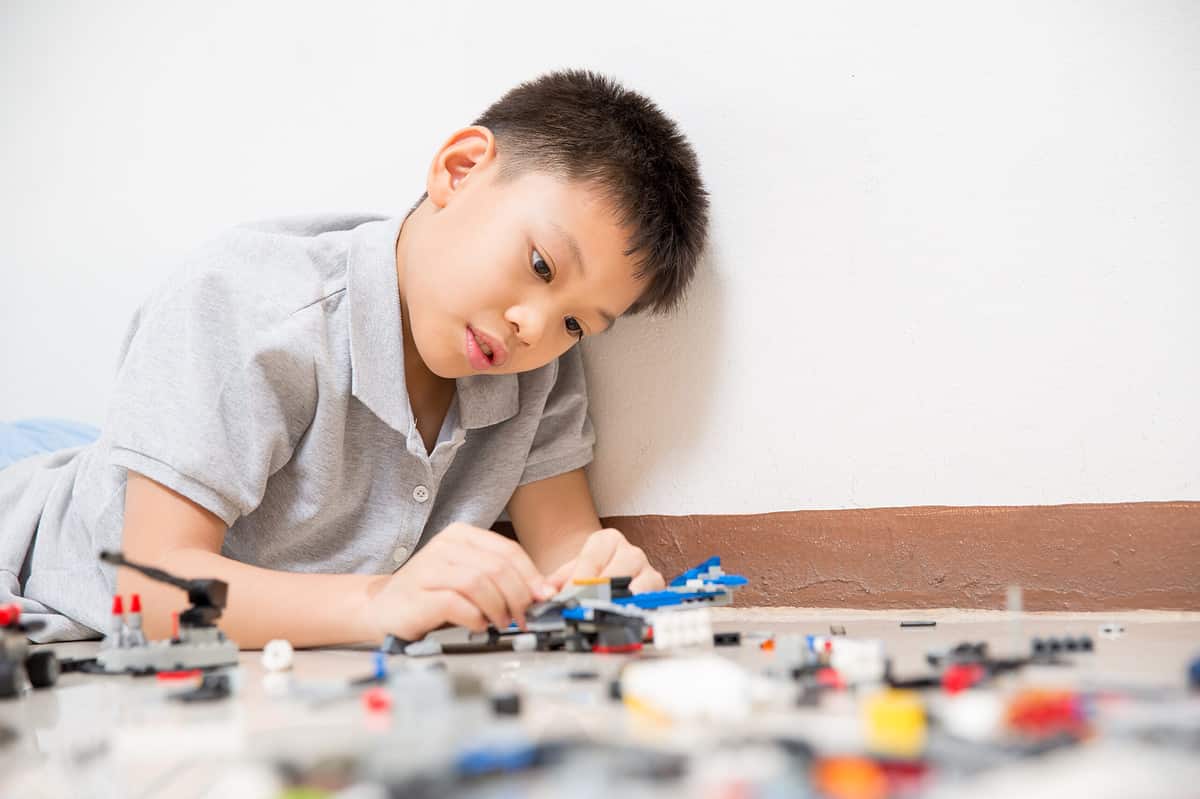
0,214,595,641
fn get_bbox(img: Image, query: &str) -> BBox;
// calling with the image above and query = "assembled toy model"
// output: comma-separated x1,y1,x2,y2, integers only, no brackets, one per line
95,551,238,673
0,603,59,699
533,556,748,653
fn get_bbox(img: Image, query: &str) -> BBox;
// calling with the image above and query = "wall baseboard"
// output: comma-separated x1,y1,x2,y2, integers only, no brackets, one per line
581,501,1199,610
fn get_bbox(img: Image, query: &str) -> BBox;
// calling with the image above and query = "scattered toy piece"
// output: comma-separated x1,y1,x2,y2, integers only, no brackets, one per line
404,639,444,657
169,672,232,703
1100,622,1126,639
1033,636,1093,654
900,620,936,628
1,602,60,698
941,663,985,694
814,756,888,799
490,692,522,716
261,639,294,672
1005,689,1088,739
362,686,392,713
864,689,927,758
815,667,846,690
379,634,412,655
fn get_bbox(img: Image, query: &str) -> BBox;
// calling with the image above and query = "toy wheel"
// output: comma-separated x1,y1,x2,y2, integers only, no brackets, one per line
0,661,19,699
25,650,59,689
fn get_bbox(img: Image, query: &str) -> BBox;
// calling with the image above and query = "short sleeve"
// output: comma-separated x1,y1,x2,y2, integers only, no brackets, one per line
517,347,596,486
106,264,319,526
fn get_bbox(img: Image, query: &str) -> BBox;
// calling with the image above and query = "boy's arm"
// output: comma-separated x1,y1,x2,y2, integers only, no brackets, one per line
506,468,664,592
117,472,381,649
119,473,555,648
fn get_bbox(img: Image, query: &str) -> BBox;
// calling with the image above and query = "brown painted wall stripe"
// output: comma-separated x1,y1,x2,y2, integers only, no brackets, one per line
581,502,1200,611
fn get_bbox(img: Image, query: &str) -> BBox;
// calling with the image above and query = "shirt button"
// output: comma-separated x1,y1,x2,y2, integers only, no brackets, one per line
392,545,410,563
412,485,430,503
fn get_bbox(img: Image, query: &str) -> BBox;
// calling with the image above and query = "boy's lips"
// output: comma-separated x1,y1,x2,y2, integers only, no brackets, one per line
465,326,509,370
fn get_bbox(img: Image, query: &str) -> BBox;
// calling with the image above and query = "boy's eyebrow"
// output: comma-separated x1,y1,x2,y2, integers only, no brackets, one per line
549,221,619,332
551,220,587,277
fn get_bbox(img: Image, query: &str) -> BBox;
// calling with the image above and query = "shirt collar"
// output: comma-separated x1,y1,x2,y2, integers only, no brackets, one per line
346,217,519,433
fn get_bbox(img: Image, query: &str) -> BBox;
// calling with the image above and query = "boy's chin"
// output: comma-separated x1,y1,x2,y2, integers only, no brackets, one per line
424,358,463,380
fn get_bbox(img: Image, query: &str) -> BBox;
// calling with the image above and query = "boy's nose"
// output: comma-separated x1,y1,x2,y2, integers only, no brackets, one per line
507,307,546,348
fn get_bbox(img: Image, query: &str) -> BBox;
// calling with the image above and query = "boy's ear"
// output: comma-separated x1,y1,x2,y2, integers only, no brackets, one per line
426,125,497,208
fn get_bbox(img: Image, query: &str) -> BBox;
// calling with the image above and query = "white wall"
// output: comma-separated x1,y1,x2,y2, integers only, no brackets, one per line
2,1,1197,515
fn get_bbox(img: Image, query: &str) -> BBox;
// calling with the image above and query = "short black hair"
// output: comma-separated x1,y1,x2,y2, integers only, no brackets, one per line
427,70,710,316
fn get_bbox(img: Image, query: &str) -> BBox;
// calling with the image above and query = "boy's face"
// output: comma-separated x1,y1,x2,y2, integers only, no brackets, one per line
398,127,646,380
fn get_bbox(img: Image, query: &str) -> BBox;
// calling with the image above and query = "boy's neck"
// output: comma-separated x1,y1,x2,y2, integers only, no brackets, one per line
395,206,455,405
400,309,451,399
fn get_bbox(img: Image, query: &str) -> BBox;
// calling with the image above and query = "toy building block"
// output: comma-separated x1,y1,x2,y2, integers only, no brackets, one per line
125,594,148,647
261,639,295,672
168,672,233,703
0,603,60,699
652,608,714,651
95,551,238,673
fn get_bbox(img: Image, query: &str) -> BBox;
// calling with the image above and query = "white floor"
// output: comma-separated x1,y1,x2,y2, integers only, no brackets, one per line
2,608,1198,798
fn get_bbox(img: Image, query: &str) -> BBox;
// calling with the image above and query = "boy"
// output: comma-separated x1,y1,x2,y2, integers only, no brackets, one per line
0,70,709,647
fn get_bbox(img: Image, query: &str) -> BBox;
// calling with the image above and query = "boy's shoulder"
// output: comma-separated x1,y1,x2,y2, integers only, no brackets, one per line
233,212,391,241
163,213,395,321
198,212,389,276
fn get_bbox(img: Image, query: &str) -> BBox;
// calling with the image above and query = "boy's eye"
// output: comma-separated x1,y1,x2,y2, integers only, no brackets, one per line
565,316,584,339
531,249,552,281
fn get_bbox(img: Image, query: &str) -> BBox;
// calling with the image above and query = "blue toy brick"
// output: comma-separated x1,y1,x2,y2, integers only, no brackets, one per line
456,743,538,775
711,575,748,586
668,556,726,587
616,591,687,609
561,607,589,621
615,589,728,609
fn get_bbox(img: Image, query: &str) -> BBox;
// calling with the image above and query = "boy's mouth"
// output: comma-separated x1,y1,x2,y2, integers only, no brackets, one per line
466,326,508,370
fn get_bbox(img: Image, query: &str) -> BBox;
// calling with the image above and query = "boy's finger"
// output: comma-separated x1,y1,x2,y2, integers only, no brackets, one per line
429,590,489,633
444,564,511,630
465,549,536,629
629,568,665,593
465,529,556,599
600,547,648,581
571,530,621,580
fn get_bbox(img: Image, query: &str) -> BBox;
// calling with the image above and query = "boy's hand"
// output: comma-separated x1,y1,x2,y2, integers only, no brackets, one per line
363,523,557,641
548,528,665,594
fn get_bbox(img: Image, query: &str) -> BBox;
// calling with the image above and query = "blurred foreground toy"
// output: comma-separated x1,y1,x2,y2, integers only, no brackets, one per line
863,689,927,758
0,603,59,699
621,654,755,723
1005,689,1091,739
95,551,238,673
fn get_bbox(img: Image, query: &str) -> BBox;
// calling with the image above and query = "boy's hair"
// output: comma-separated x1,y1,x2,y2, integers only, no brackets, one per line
420,70,710,316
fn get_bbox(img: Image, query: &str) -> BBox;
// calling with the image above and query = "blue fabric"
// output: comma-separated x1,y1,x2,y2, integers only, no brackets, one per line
0,418,100,470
